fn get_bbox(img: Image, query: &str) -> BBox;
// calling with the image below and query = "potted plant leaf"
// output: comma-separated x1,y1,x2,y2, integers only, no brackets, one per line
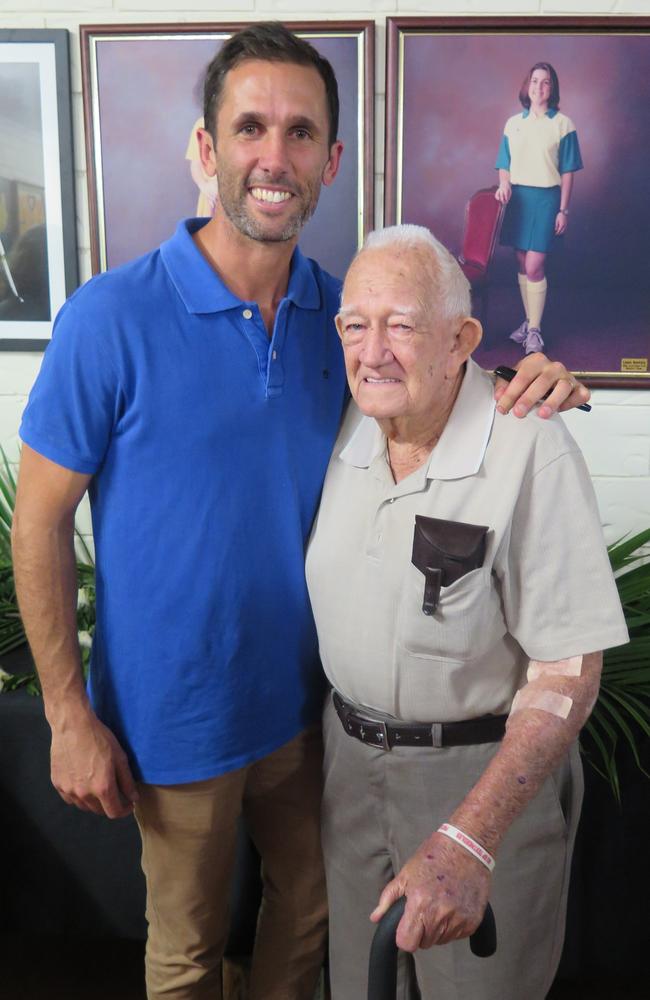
582,527,650,802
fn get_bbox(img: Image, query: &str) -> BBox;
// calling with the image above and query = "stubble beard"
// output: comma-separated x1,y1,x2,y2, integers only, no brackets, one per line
217,172,321,244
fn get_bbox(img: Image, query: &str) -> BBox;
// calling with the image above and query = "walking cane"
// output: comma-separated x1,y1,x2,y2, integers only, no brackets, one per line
367,897,496,1000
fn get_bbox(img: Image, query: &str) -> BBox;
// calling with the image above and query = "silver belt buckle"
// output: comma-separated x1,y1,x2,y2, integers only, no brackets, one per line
361,717,390,751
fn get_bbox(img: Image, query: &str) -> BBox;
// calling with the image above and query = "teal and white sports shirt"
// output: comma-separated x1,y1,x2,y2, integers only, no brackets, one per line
496,108,583,187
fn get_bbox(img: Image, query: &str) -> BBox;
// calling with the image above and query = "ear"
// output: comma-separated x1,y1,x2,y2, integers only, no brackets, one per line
197,127,217,177
446,317,483,376
322,140,344,187
334,312,345,341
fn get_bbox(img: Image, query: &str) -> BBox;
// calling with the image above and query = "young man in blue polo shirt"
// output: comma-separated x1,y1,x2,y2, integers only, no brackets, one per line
11,22,591,1000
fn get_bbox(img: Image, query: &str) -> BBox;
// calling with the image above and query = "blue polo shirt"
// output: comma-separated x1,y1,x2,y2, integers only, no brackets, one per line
20,219,348,782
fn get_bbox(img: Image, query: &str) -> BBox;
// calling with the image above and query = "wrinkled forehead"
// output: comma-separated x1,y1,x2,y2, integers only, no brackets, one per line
341,246,438,312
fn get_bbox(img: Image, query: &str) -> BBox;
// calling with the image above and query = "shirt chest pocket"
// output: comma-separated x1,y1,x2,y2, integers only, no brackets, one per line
397,565,506,663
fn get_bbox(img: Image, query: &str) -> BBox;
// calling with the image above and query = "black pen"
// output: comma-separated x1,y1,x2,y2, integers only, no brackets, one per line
493,365,592,413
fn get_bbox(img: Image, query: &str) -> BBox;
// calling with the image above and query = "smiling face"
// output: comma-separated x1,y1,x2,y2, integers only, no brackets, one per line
528,68,552,110
336,246,480,431
201,59,342,244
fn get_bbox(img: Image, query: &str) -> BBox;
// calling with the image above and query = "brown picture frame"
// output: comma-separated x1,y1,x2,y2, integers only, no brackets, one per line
80,21,374,282
385,17,650,387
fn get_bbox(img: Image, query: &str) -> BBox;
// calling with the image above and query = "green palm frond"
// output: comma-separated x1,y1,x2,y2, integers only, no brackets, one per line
0,450,25,656
581,528,650,801
0,448,16,562
583,706,621,801
606,527,650,570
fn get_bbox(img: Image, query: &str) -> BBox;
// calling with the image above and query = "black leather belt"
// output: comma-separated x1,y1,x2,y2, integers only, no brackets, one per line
333,691,507,751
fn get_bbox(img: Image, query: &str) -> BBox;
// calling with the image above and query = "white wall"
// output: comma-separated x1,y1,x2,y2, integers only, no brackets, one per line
1,0,648,545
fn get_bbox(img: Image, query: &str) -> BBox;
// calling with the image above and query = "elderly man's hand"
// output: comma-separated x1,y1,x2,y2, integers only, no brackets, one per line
370,832,491,951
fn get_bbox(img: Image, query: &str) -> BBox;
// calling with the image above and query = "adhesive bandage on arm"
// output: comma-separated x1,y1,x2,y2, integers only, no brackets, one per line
527,655,583,681
508,655,583,721
509,687,573,719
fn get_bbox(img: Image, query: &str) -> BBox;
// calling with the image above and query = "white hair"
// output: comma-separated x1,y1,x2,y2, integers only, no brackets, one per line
359,224,471,322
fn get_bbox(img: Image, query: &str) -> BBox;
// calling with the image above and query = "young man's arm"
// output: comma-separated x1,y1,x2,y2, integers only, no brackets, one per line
12,444,138,819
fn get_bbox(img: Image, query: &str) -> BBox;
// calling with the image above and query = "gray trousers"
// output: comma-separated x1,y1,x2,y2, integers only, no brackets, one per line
321,694,583,1000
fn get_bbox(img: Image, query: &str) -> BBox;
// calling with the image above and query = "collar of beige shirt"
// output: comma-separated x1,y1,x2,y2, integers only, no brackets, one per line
339,358,497,482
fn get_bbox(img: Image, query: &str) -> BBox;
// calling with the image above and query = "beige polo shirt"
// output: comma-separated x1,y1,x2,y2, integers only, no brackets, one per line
306,360,628,723
501,109,581,187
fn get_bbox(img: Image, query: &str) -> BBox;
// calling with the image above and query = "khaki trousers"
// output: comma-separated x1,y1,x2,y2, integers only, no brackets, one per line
322,695,583,1000
134,725,328,1000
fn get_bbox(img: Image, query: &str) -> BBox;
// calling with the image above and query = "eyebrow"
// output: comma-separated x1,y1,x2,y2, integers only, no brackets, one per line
232,111,264,127
288,114,321,132
337,305,421,318
232,111,321,133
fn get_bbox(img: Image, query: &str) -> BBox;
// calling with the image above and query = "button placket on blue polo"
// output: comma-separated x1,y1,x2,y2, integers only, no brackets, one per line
235,299,290,398
265,299,289,398
238,304,271,382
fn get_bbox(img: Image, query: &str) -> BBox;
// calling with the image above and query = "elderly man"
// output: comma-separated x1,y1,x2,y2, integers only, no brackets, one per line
12,21,591,1000
306,225,628,1000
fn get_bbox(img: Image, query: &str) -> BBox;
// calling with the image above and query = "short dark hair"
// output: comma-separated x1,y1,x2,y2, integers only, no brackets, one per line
203,22,339,147
519,62,560,110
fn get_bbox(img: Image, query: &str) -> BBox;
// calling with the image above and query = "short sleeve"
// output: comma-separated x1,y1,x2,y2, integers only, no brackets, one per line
558,121,583,173
496,448,628,660
495,132,511,171
19,296,123,474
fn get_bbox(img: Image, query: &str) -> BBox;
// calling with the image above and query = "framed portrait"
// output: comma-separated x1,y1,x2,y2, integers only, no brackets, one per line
385,17,650,387
0,30,78,351
81,21,374,282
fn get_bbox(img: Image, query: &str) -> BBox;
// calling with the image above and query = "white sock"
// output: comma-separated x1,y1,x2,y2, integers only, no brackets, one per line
527,277,547,330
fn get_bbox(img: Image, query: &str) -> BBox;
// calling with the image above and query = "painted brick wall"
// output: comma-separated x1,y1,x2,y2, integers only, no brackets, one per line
1,0,648,546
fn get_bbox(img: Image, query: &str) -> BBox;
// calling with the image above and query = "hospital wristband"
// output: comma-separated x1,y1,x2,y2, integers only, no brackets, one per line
437,823,495,872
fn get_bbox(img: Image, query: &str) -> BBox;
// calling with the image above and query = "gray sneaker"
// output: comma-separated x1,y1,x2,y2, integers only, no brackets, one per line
524,327,544,354
510,320,529,344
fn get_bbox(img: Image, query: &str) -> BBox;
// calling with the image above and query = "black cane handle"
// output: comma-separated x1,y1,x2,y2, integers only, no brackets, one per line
469,901,497,958
367,897,496,1000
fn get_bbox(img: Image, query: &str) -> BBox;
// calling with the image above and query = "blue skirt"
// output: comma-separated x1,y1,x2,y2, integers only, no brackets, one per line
499,184,561,252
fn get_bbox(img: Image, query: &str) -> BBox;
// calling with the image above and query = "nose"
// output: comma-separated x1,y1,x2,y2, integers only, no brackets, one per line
358,325,394,367
257,129,290,178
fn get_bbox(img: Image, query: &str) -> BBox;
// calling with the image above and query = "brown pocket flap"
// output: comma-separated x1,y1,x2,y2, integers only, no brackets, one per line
411,517,489,613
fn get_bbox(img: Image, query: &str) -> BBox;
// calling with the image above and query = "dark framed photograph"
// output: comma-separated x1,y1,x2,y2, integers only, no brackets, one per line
80,21,374,281
0,29,77,351
385,17,650,387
